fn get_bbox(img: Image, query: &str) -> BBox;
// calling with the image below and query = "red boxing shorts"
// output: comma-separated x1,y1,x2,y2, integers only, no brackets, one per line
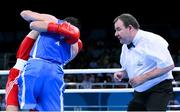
5,68,20,106
5,59,27,106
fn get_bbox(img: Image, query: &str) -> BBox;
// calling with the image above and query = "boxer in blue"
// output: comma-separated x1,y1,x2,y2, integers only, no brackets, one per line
17,10,82,111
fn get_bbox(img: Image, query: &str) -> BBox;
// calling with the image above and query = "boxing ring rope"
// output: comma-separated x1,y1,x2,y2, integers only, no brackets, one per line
1,67,180,75
1,67,180,110
0,67,180,94
1,88,180,94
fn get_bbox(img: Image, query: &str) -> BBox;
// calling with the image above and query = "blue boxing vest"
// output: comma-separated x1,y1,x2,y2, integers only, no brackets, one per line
29,20,71,65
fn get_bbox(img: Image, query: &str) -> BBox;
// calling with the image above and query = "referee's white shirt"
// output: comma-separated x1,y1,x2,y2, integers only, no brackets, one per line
120,29,174,92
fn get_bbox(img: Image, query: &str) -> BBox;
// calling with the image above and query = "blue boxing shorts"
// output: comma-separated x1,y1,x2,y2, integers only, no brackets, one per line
17,58,65,111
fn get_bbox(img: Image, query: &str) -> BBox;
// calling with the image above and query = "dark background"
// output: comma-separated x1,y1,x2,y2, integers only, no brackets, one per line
1,1,180,31
0,0,180,69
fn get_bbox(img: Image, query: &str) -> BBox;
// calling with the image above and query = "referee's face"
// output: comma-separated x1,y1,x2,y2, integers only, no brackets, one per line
114,19,131,44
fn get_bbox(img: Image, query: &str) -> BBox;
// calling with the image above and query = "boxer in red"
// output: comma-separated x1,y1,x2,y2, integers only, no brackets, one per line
5,30,39,111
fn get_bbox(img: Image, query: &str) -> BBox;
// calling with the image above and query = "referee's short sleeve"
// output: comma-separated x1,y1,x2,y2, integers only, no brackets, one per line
146,38,174,68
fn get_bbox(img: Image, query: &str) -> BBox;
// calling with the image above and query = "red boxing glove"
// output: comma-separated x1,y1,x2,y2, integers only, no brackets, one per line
16,36,36,60
78,39,83,52
47,22,80,44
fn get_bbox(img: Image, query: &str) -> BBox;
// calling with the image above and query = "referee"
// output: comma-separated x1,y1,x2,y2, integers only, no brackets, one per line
113,13,174,111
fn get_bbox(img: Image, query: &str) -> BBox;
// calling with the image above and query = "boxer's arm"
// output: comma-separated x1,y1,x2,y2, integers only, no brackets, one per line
16,30,39,60
20,10,58,23
69,39,83,60
30,21,80,44
77,39,83,52
26,30,39,40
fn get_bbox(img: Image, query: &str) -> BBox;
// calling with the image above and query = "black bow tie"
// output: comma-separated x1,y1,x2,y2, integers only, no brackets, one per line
127,42,135,49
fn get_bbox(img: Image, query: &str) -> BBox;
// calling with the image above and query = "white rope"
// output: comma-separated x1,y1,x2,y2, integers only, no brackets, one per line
1,68,180,94
0,69,122,75
65,88,134,93
1,67,180,75
0,70,9,75
1,87,180,94
0,90,5,94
